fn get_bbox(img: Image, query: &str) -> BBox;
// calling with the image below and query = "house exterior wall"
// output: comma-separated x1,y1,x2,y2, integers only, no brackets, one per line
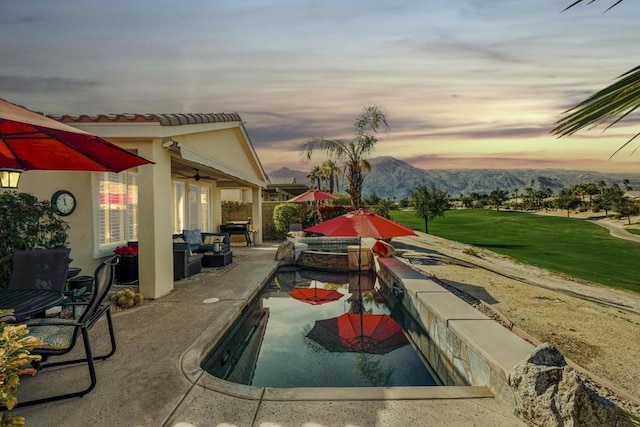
14,119,267,299
17,169,96,276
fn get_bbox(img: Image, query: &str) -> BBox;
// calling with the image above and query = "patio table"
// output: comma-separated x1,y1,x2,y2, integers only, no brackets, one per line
0,289,65,320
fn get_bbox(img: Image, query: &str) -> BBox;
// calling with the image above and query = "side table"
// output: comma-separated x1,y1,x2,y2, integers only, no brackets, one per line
202,251,233,268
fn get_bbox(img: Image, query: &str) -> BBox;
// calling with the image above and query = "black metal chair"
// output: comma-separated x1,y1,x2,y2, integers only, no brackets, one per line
16,255,119,407
7,247,70,292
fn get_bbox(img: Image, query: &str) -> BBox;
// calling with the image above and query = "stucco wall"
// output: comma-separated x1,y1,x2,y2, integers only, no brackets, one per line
16,169,98,276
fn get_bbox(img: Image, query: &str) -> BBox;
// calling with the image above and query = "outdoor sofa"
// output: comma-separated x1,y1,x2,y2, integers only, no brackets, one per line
172,230,232,279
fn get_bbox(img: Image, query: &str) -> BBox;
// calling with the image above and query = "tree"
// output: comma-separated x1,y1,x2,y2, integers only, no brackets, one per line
618,197,640,225
410,182,449,234
488,188,509,211
306,166,321,190
371,199,396,219
303,105,389,209
596,183,624,216
320,159,341,193
555,189,582,217
554,1,639,160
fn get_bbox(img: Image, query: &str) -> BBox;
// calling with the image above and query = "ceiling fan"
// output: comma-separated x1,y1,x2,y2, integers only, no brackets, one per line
178,168,215,181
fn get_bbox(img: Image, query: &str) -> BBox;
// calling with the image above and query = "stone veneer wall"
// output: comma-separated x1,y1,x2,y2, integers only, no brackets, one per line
375,256,535,412
290,237,376,272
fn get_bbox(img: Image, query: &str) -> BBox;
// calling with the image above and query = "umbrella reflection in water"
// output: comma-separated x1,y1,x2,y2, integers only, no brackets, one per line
288,287,343,306
306,311,409,355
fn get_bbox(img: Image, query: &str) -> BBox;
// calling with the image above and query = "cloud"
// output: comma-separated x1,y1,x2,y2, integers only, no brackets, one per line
0,75,99,94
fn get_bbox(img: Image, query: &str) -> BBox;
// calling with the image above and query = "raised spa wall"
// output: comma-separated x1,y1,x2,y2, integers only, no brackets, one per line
375,255,535,412
290,236,376,272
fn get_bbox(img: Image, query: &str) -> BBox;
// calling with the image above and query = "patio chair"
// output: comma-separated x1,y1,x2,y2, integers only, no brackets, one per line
16,255,119,407
7,247,71,292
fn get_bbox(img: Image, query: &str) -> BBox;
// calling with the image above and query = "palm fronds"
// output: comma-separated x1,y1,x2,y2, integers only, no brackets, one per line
553,65,640,159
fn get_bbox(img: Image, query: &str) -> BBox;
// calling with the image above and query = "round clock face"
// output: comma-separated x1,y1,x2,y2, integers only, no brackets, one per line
52,190,76,216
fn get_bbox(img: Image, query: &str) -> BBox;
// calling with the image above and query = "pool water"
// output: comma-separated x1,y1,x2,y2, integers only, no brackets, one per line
202,268,440,388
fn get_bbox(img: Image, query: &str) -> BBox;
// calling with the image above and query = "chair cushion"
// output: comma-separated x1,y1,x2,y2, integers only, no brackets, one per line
173,236,186,243
25,319,76,350
183,229,202,245
203,235,224,245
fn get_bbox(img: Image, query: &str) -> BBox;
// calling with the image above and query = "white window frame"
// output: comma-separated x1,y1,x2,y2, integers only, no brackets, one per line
96,170,138,257
172,179,212,234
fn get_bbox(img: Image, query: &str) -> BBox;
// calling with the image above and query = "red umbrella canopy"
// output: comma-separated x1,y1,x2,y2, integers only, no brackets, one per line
306,313,409,354
0,98,153,172
287,189,339,203
288,287,344,305
304,209,416,240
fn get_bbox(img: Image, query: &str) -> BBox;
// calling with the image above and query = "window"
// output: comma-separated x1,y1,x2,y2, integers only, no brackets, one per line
172,181,186,234
188,184,211,231
98,171,138,250
172,181,211,233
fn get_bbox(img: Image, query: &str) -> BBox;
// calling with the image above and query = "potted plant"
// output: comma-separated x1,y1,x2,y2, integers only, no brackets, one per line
114,245,138,284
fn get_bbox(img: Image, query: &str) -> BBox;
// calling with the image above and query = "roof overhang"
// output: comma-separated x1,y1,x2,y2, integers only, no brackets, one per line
165,140,267,188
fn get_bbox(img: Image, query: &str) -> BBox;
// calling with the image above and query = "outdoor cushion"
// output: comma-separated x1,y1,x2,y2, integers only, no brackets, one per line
372,240,395,257
183,229,203,245
25,318,75,350
203,235,224,245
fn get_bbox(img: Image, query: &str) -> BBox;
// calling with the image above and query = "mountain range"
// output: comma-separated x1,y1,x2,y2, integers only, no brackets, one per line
268,156,640,199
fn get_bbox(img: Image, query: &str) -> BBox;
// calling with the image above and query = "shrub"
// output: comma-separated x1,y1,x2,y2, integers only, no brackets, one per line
273,203,302,234
0,309,41,423
318,205,351,221
463,247,480,257
110,288,144,309
0,192,69,289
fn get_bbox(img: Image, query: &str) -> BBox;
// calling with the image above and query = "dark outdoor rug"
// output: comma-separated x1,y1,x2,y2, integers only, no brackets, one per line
201,255,247,277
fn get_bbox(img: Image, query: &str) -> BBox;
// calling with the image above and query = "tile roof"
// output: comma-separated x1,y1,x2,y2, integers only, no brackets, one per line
50,112,242,126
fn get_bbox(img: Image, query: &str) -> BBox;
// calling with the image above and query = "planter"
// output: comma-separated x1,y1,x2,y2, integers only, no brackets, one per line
115,255,139,284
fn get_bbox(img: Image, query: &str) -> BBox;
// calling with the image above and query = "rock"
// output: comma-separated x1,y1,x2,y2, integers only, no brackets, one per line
274,240,295,264
509,343,629,426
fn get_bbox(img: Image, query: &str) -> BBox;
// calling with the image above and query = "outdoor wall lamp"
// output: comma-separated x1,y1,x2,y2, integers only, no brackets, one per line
0,168,23,188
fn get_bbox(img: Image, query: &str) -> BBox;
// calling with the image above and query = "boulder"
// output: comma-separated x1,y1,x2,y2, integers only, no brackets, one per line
274,240,295,264
509,343,627,426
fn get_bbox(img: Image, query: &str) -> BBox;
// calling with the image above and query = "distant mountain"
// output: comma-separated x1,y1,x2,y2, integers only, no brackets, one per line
268,156,640,199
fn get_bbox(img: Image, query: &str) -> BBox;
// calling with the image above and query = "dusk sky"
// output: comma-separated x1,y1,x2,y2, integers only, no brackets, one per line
2,1,640,174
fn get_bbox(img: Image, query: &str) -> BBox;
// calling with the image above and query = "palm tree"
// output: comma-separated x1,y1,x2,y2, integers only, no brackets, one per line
303,105,389,209
306,166,321,189
321,159,341,193
554,1,638,159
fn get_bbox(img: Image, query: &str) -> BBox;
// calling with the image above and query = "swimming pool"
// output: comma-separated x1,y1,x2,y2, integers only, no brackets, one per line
201,267,440,388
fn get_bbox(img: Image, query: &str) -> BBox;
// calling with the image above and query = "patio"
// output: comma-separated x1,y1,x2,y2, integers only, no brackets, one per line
12,243,522,427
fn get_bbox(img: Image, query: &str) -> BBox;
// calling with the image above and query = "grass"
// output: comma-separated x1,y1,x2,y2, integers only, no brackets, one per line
627,228,640,236
389,209,640,293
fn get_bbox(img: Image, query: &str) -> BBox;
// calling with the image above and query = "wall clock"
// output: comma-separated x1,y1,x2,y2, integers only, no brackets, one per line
51,190,76,216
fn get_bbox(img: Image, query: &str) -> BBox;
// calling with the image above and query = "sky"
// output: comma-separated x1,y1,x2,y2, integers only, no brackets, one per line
2,0,640,174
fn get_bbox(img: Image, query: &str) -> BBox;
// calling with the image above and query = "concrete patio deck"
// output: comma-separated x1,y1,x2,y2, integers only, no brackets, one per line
12,243,523,427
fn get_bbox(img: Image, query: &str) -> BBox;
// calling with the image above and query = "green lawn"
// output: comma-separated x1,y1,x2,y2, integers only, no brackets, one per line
627,228,640,236
389,209,640,293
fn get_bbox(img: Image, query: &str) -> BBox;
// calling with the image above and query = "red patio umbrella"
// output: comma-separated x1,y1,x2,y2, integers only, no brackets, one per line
0,98,153,173
306,313,409,354
286,189,339,203
303,209,416,240
288,287,344,305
